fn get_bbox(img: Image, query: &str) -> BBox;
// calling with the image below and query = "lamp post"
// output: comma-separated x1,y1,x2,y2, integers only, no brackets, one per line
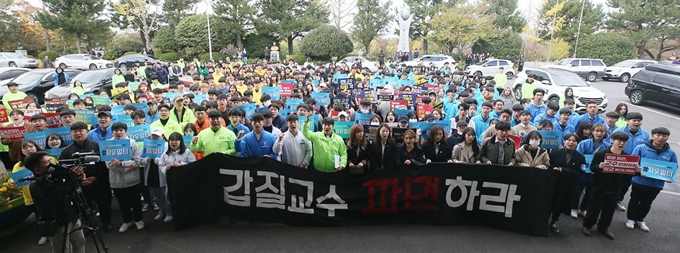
205,0,213,60
547,0,559,63
572,0,586,58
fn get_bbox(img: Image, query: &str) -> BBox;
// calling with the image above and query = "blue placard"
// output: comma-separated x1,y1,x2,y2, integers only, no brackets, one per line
99,139,132,161
24,131,48,149
394,109,412,118
143,139,166,159
281,79,296,84
127,124,151,141
130,103,149,113
113,114,135,127
111,105,125,115
278,109,291,118
256,106,267,113
90,95,111,106
74,109,96,125
419,122,436,139
45,148,64,158
194,94,207,104
397,79,415,87
262,87,281,101
10,168,34,187
183,135,194,145
334,121,354,139
311,79,320,87
582,155,593,173
332,74,348,84
311,92,330,106
370,78,386,89
285,99,304,110
298,114,319,131
165,92,183,100
435,120,451,135
640,158,678,181
383,76,398,86
354,113,372,126
236,103,256,119
539,130,562,150
46,126,74,146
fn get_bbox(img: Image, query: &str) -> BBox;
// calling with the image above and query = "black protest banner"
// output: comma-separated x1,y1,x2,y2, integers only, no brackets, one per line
167,154,557,236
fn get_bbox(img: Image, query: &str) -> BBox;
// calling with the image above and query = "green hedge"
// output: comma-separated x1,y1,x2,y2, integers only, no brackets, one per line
156,52,182,62
286,54,307,64
38,50,59,61
198,52,227,63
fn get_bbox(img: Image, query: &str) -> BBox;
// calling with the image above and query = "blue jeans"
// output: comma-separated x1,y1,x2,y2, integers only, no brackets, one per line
149,186,172,217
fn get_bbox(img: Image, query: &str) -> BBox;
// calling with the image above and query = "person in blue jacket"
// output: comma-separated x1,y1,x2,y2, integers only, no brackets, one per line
613,112,650,211
524,88,547,121
53,67,70,87
626,127,676,232
88,111,113,141
553,108,575,137
235,113,278,159
533,102,559,126
572,101,605,128
470,101,493,145
572,123,610,219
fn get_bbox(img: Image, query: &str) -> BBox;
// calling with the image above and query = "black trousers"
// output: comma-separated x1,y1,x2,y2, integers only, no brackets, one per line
112,183,143,223
618,175,633,202
83,183,112,226
0,151,16,172
627,184,661,222
572,177,592,211
138,167,153,206
583,190,618,230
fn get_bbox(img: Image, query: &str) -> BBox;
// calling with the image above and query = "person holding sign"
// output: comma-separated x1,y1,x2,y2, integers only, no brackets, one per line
155,132,197,222
302,115,346,172
235,113,277,159
190,110,237,156
613,112,650,212
2,82,27,113
514,131,551,170
106,122,145,232
582,132,640,240
2,110,32,167
548,133,586,233
625,127,677,232
572,123,610,219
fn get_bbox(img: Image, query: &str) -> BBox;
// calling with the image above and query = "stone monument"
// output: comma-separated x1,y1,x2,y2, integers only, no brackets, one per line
396,3,413,55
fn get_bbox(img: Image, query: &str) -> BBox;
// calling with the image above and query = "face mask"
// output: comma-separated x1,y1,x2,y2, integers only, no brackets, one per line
263,100,271,107
409,119,417,123
529,140,540,148
370,122,379,126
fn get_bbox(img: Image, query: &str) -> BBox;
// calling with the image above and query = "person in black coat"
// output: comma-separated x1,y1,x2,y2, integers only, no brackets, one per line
548,133,586,233
397,129,426,168
422,125,453,163
369,124,398,171
346,125,370,174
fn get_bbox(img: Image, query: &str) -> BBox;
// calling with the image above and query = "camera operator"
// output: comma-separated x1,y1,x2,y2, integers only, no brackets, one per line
25,151,86,253
60,122,113,231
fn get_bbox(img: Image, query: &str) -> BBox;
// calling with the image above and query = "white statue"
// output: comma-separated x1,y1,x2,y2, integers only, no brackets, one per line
396,3,413,54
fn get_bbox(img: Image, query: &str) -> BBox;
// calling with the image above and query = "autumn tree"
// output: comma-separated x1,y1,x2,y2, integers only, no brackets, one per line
351,0,392,55
113,0,163,49
36,0,109,53
324,0,355,30
428,3,497,54
538,0,605,45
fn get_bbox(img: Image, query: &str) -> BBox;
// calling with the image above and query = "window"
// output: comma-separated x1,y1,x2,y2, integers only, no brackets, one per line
0,71,12,80
499,61,509,66
570,60,579,66
487,61,498,66
591,60,605,66
534,71,551,83
652,74,678,86
580,60,591,66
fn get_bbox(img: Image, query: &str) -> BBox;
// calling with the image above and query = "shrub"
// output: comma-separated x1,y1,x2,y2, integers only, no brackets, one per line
299,25,354,61
156,51,182,62
124,51,139,56
198,52,227,62
286,54,308,64
102,50,117,60
472,30,523,62
243,34,278,59
38,50,59,61
575,33,635,66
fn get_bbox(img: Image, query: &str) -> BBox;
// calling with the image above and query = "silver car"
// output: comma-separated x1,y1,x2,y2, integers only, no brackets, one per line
0,52,39,68
54,54,114,70
337,56,379,72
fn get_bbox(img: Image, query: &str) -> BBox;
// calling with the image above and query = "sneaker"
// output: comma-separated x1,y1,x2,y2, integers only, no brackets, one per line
550,221,560,233
119,223,132,233
616,202,627,211
579,210,587,217
154,204,160,211
142,203,149,212
636,221,650,232
38,237,48,245
625,220,635,229
570,209,578,219
154,213,165,221
135,221,145,230
164,216,173,223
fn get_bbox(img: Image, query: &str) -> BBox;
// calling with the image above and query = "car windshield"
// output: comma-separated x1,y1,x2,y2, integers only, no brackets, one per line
476,60,490,65
558,59,573,66
3,53,24,58
12,72,44,84
73,72,103,84
612,60,636,68
551,71,589,87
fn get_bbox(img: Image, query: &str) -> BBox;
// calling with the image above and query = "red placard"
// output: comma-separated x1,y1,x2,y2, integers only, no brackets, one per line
390,100,408,110
278,83,293,98
417,105,433,120
43,113,62,128
508,134,522,150
0,105,8,123
8,98,34,111
603,153,640,175
0,126,27,141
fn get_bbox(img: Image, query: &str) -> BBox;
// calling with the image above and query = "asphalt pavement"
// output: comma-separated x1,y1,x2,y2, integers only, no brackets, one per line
2,80,680,252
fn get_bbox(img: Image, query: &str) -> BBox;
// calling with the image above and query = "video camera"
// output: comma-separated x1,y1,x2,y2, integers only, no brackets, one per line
46,152,101,181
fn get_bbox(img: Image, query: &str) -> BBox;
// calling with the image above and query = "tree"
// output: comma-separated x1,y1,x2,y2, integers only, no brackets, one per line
576,33,635,65
324,0,355,30
113,0,163,49
175,15,233,53
257,0,330,55
164,0,199,28
484,0,525,33
213,0,257,49
607,0,680,60
351,0,392,55
403,0,445,53
539,0,605,44
472,30,523,61
299,25,353,61
243,33,279,59
152,26,180,52
36,0,109,53
428,3,497,54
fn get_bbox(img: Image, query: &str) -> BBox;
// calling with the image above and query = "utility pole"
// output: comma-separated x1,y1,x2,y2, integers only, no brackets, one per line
572,0,586,58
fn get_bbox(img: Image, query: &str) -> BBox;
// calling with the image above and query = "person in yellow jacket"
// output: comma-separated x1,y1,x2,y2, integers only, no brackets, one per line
2,82,27,113
302,115,347,173
168,95,195,128
150,104,183,137
190,110,236,156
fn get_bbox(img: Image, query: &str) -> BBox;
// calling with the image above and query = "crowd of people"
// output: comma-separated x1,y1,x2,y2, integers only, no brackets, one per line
2,52,676,252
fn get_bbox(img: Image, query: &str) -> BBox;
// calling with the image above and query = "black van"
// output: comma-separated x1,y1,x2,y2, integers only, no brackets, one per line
625,64,680,108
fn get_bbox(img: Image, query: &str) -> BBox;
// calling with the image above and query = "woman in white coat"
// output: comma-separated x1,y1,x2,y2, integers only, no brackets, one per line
152,132,196,222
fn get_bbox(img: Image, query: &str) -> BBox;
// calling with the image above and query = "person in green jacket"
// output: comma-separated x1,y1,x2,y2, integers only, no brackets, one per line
169,95,195,128
198,64,209,80
71,80,86,96
2,82,27,113
302,115,347,173
112,68,126,87
190,110,236,156
521,74,538,100
494,67,508,92
150,104,183,137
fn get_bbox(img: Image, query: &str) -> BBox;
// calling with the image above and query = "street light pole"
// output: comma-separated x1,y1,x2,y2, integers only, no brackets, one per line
205,0,213,60
547,0,559,63
572,0,586,58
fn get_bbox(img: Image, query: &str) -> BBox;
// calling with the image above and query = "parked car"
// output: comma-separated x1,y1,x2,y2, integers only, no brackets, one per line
45,68,115,100
337,56,379,72
114,54,156,69
546,58,607,82
54,54,114,70
464,59,516,79
0,67,31,83
0,68,82,104
514,67,608,113
0,52,39,68
625,64,680,108
403,55,456,69
603,59,657,83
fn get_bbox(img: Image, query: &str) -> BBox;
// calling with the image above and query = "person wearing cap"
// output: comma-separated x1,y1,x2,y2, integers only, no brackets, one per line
190,110,237,156
521,74,538,100
612,112,650,211
87,111,114,141
150,104,183,137
273,114,312,168
303,114,346,173
447,120,468,151
2,82,27,113
626,127,677,232
169,95,195,127
146,100,160,123
140,128,179,223
337,111,351,122
235,113,278,159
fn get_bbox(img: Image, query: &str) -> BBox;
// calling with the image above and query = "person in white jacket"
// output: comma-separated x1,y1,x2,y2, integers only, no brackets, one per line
140,128,176,222
106,122,144,233
273,114,312,168
155,132,196,219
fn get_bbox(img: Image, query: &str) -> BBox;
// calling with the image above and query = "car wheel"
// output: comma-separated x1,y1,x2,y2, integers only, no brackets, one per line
474,71,482,78
59,63,67,69
8,62,16,67
629,90,644,105
586,72,597,82
89,64,97,69
119,63,127,69
506,72,514,80
27,93,40,104
619,73,630,83
513,86,522,101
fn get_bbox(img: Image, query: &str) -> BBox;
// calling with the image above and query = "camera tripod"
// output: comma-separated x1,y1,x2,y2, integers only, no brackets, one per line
62,186,109,253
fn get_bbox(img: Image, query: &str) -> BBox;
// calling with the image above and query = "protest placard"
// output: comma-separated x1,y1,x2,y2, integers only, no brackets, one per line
278,83,293,98
0,126,26,141
338,78,355,91
311,92,330,106
143,139,166,159
0,105,8,123
8,98,34,110
262,86,281,101
127,124,151,141
582,155,593,173
334,122,354,139
417,105,433,120
24,131,48,149
538,131,562,150
45,99,68,112
99,139,132,161
640,158,677,181
603,153,640,175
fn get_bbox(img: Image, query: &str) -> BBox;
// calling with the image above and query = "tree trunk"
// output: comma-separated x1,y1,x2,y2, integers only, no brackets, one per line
636,43,647,59
76,33,83,54
43,30,51,51
144,30,151,49
288,36,294,56
236,33,243,49
422,39,428,54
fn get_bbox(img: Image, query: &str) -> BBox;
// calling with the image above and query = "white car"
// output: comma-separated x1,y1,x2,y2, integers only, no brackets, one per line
464,59,516,79
514,67,608,113
603,59,657,82
0,52,39,68
546,58,607,82
55,54,113,70
402,55,456,69
337,56,379,72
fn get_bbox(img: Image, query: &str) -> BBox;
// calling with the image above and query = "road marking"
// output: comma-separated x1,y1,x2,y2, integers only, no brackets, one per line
661,190,680,197
627,104,680,121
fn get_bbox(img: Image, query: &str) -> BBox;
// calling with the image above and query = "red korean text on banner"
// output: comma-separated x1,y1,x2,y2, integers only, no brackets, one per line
278,83,294,98
43,113,63,128
0,105,8,123
417,105,433,120
603,153,640,175
390,100,408,110
0,126,27,141
8,98,35,111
